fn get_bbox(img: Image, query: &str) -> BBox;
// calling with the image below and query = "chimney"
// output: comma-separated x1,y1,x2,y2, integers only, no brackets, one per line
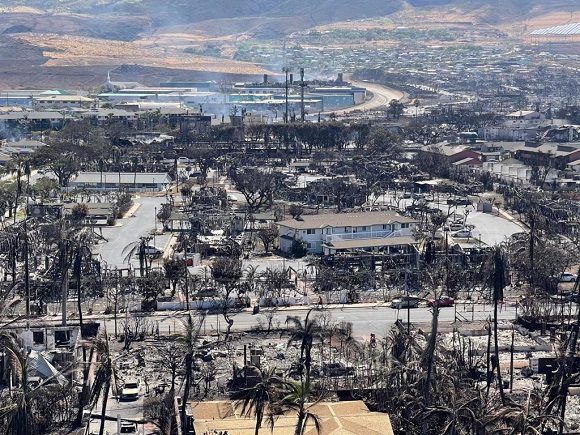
263,74,268,84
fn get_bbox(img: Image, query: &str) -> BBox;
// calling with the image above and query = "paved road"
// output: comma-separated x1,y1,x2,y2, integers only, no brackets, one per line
93,196,169,269
90,302,518,340
87,389,146,435
328,78,404,115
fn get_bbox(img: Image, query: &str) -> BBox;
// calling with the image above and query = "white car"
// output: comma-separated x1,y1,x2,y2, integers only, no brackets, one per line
120,379,140,401
452,229,472,238
120,421,137,433
449,222,464,231
559,273,578,283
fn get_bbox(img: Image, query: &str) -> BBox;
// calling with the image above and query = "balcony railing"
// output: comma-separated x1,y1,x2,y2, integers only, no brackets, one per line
324,230,403,243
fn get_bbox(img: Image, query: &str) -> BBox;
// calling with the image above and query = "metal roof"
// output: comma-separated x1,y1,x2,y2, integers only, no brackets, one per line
72,172,171,185
531,23,580,36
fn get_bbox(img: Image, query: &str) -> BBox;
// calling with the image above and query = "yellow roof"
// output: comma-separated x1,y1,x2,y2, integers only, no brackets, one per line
192,400,394,435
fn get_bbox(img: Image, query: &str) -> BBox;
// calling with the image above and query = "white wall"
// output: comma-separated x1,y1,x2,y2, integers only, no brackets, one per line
278,221,416,255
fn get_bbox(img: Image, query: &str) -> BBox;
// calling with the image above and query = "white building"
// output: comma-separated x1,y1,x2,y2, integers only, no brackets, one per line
480,111,565,142
483,158,532,184
70,172,172,191
277,211,418,256
33,94,94,109
504,110,546,128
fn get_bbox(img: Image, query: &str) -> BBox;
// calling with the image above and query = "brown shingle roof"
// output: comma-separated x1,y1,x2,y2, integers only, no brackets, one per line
191,400,394,435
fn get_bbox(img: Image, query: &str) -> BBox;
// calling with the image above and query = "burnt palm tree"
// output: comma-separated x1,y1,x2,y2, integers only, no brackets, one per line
0,332,70,435
89,335,117,435
178,313,203,435
123,236,153,277
481,390,561,434
49,227,99,328
279,380,321,435
9,159,23,224
491,247,508,405
420,395,485,434
286,309,322,387
234,367,285,435
0,333,35,435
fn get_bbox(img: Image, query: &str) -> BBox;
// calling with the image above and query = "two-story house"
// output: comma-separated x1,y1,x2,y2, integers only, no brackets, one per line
277,211,419,256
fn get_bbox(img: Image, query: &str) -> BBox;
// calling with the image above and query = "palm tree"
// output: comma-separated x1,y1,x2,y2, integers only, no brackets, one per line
0,333,76,435
286,309,322,386
123,236,152,277
178,313,203,435
0,333,35,435
8,160,23,224
492,247,507,405
280,380,321,435
481,390,561,434
234,367,285,435
421,395,485,434
89,335,117,435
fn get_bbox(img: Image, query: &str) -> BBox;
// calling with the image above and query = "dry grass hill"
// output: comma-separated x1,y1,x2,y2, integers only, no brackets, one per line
0,0,578,88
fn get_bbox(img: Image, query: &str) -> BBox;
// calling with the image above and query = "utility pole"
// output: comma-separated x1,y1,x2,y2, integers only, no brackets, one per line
283,67,290,124
300,68,306,122
23,219,30,316
405,269,410,334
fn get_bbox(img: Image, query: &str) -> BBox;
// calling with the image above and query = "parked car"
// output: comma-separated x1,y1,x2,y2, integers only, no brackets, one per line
120,421,137,433
391,296,421,309
449,222,464,231
323,362,355,377
550,294,577,304
559,273,578,283
120,379,140,401
428,296,454,308
143,245,163,257
452,229,472,238
455,197,472,206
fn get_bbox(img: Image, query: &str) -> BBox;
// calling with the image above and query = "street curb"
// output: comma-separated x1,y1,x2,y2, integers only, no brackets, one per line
123,202,141,219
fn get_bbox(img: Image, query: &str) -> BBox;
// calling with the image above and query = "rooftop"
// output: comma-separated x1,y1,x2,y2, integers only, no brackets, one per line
72,172,171,185
34,95,93,102
0,112,65,120
424,144,471,156
507,110,537,117
191,400,394,435
531,22,580,36
278,211,417,230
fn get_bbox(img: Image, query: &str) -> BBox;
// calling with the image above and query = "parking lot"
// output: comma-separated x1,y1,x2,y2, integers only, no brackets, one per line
374,191,525,246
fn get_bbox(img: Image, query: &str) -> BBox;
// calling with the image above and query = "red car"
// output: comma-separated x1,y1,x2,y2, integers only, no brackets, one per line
428,296,454,308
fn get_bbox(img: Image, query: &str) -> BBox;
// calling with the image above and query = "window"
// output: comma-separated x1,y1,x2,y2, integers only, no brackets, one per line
345,226,352,232
55,330,71,345
401,223,410,229
383,224,391,230
306,229,315,235
306,242,312,249
361,226,368,231
32,331,44,345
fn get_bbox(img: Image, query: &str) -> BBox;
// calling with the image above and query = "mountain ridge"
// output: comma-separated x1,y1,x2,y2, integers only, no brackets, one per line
2,0,579,33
